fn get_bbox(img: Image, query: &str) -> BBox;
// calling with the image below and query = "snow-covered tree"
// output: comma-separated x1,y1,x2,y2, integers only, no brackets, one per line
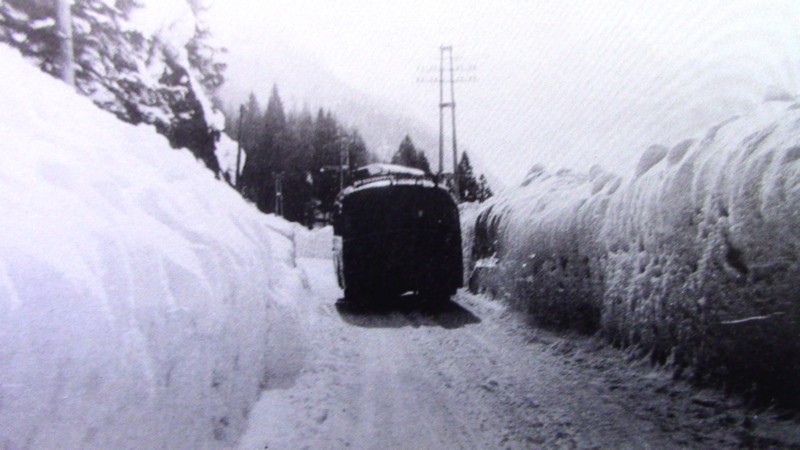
1,0,67,76
0,0,226,174
185,0,225,97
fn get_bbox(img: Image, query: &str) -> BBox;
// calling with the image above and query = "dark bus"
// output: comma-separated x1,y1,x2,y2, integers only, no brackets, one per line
332,164,463,303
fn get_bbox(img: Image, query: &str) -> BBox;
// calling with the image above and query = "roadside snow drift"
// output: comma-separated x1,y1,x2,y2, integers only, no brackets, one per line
468,107,800,402
0,45,306,448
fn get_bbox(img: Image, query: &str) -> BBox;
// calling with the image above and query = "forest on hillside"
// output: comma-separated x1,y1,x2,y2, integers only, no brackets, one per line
225,87,375,224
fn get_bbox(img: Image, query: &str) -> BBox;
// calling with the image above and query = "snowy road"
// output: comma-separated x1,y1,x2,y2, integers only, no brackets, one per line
238,257,798,449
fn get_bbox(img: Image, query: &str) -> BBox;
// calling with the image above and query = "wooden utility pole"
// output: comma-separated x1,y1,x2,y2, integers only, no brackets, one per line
448,47,459,200
339,142,350,192
416,47,475,198
439,45,459,201
274,172,284,217
56,0,75,87
438,48,445,177
235,104,245,188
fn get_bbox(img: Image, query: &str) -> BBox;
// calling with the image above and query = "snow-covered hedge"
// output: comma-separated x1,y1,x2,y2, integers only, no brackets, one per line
0,46,306,448
467,107,800,401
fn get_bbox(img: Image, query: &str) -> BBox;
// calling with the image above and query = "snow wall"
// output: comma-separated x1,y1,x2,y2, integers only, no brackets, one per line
466,107,800,402
0,46,306,448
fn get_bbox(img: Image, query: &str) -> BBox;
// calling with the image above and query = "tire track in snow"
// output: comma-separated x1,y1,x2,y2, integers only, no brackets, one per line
443,292,681,448
239,257,800,449
347,330,478,449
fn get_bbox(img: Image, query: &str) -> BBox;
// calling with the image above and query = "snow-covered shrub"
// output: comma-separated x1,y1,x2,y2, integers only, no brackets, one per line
468,107,800,401
0,46,306,448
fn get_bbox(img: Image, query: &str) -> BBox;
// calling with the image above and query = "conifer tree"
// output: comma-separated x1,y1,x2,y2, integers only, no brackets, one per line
457,151,480,202
312,109,340,171
239,92,263,153
239,85,289,213
391,135,431,174
228,95,379,223
477,174,493,202
346,129,372,170
237,93,265,204
290,106,315,171
281,107,315,224
263,84,287,170
313,110,344,214
416,150,432,175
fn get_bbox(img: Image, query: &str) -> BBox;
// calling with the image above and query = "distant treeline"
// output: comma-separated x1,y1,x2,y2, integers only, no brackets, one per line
227,86,493,224
226,86,376,224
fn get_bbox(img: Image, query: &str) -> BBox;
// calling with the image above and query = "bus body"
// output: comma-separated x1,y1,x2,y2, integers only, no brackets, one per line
333,164,463,302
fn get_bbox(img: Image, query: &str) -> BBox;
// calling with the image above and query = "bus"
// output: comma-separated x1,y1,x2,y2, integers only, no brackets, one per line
332,164,463,304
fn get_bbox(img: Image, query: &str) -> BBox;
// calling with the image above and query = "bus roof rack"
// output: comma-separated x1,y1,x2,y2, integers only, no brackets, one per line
353,163,426,180
349,163,430,188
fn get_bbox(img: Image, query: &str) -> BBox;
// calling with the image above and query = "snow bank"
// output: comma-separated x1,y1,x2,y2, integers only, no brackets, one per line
469,166,620,332
468,106,800,401
0,45,306,448
294,225,334,260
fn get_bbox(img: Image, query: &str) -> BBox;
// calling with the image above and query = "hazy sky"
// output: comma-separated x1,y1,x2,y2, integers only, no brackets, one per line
207,0,800,184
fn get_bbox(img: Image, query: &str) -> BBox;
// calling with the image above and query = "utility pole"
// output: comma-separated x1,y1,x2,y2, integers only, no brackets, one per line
339,143,349,192
235,104,244,189
448,47,459,201
56,0,75,87
438,48,445,178
274,172,284,217
416,47,475,199
439,45,459,201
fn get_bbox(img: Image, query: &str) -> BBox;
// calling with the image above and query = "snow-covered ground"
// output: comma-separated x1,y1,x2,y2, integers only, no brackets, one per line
467,102,800,401
0,45,306,448
240,225,800,449
2,45,797,447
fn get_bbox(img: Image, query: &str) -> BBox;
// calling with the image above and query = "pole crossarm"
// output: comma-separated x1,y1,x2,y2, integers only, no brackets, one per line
416,77,477,83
